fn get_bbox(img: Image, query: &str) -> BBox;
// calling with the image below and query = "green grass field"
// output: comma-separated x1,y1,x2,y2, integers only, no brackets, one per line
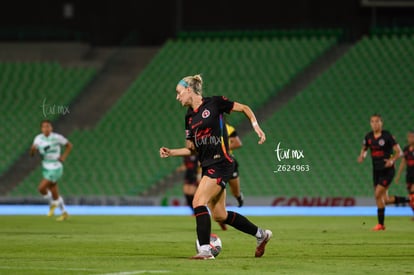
0,215,412,275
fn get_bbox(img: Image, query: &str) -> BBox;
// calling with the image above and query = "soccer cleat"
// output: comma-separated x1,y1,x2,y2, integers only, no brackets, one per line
237,193,244,207
47,204,57,217
255,229,272,257
218,222,227,231
56,212,69,222
190,251,215,260
371,224,386,231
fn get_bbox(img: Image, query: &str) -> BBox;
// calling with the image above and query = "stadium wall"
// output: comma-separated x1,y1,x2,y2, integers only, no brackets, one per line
1,0,414,45
0,196,381,206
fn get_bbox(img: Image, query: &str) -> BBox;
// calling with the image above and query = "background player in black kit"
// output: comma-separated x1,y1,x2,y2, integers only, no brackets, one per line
178,155,200,213
160,74,272,260
395,130,414,217
357,114,407,231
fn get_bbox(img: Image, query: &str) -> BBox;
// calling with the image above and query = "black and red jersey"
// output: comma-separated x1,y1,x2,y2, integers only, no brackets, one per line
402,145,414,181
363,130,397,170
185,96,234,167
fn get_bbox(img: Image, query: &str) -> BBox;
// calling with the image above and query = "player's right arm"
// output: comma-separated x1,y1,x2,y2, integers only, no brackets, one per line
160,140,196,158
395,158,406,184
357,136,369,163
30,136,39,157
29,145,37,156
357,147,368,163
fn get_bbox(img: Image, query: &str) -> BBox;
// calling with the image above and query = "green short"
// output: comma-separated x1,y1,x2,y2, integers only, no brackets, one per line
42,167,63,183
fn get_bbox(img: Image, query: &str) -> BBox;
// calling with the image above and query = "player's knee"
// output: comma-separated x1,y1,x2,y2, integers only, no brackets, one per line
38,185,46,194
212,213,227,223
192,199,206,209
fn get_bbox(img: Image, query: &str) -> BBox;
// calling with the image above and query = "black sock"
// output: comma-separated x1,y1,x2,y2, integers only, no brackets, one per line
194,206,211,246
377,208,385,225
185,194,194,211
394,196,410,205
236,196,244,207
225,211,258,236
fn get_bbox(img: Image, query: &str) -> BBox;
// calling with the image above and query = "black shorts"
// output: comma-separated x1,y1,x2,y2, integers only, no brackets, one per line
184,171,198,186
202,160,234,189
373,168,395,188
230,158,239,179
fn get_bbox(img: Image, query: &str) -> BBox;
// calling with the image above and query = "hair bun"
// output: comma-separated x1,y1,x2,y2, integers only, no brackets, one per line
193,74,203,84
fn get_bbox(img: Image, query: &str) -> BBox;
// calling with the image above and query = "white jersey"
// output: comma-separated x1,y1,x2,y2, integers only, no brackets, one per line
33,132,68,170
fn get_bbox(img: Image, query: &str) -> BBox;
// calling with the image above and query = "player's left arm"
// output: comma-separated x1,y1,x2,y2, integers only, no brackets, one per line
395,157,406,184
385,143,402,167
59,141,73,163
232,102,265,144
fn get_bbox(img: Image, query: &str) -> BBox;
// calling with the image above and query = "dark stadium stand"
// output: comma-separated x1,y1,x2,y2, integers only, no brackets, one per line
11,31,412,199
10,33,338,196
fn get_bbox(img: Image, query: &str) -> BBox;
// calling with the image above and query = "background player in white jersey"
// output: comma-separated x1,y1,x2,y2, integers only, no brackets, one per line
30,120,72,221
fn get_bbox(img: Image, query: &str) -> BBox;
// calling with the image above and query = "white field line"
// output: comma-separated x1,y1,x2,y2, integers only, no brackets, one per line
97,271,170,275
0,265,96,271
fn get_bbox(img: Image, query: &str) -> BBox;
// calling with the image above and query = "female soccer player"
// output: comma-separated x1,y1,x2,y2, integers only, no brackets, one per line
226,123,244,207
30,120,72,221
160,74,272,259
357,114,407,231
395,130,414,216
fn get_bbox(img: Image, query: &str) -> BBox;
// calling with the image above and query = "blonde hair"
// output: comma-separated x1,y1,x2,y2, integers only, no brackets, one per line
182,74,203,95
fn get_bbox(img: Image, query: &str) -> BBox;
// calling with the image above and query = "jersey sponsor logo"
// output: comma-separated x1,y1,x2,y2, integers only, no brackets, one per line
202,109,210,119
378,139,385,146
213,154,221,159
191,120,203,129
195,128,212,139
207,168,215,175
371,150,384,157
272,197,356,206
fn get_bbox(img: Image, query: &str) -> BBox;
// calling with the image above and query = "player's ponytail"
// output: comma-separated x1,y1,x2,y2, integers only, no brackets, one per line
180,74,203,95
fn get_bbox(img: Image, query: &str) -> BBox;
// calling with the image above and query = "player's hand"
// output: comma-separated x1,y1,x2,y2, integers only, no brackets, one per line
160,147,171,158
384,158,394,168
254,125,266,144
58,156,66,163
357,155,364,163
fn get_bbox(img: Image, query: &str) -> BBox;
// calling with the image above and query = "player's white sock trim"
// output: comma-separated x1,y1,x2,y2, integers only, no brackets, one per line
255,228,264,239
43,190,52,203
58,196,66,212
199,244,211,253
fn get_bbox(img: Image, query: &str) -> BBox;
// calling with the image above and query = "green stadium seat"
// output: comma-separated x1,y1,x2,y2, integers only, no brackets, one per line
11,32,337,196
235,34,414,197
0,62,96,178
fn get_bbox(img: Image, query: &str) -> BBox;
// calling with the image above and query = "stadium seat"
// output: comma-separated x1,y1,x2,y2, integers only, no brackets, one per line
11,32,337,196
0,62,96,178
